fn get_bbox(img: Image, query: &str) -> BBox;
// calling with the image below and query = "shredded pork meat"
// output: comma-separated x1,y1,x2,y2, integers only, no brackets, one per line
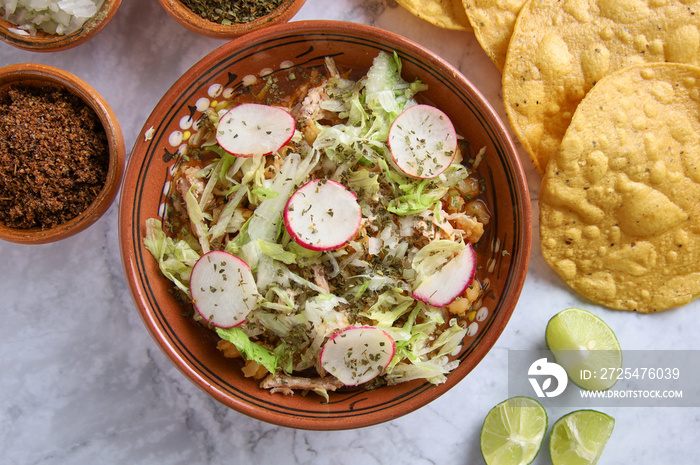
260,373,344,395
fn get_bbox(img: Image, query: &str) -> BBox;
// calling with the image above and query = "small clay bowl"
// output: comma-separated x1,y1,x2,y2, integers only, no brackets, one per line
0,63,125,244
0,0,122,52
156,0,306,39
120,20,531,430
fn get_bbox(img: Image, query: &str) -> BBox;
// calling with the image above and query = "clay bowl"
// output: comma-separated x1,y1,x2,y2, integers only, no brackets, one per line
156,0,306,39
0,64,125,244
119,20,531,430
0,0,122,52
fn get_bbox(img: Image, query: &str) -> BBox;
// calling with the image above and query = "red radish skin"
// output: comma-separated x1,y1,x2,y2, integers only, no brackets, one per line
388,104,458,179
190,250,258,328
216,103,295,157
283,179,362,251
413,243,477,307
319,326,396,386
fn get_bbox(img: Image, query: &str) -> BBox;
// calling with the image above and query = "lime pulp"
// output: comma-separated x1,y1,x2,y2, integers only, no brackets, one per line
480,396,548,465
549,409,615,465
545,307,622,391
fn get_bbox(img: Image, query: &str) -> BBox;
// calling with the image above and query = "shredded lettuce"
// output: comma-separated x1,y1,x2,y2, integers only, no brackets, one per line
247,310,308,339
257,239,297,265
362,288,415,327
250,187,279,200
312,388,330,403
244,153,300,288
346,169,380,201
144,51,486,393
314,51,427,182
143,219,199,296
198,154,234,210
296,294,350,371
412,240,466,287
383,163,471,216
387,189,440,215
216,327,277,375
386,356,459,385
274,342,296,375
247,153,299,243
287,241,323,262
264,286,296,309
184,185,210,254
433,318,468,357
209,185,248,242
365,52,427,128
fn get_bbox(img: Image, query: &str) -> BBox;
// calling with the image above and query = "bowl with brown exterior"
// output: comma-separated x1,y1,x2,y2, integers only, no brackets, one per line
156,0,306,39
119,20,531,430
0,0,122,52
0,63,125,244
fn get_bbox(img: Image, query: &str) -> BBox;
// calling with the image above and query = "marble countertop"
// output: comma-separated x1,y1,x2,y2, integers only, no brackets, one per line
1,1,698,464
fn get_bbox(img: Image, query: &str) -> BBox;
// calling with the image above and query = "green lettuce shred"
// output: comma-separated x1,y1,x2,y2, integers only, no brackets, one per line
143,219,200,296
257,239,297,265
346,169,380,201
216,327,277,375
362,288,415,327
412,240,467,287
184,185,210,254
143,51,482,392
386,356,459,385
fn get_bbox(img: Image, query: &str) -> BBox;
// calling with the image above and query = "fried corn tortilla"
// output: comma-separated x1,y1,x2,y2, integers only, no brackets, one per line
396,0,472,30
540,63,700,313
503,0,700,174
462,0,526,71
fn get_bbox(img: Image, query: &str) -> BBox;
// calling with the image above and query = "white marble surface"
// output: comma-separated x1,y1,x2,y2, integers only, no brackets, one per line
1,1,699,464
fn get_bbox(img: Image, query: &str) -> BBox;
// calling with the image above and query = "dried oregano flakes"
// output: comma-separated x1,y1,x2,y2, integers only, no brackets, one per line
178,0,284,25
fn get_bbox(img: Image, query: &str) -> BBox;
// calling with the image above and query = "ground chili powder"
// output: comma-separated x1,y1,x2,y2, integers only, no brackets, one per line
0,85,109,230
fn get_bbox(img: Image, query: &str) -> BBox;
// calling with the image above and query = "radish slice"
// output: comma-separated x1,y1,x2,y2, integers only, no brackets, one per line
216,103,295,157
388,104,458,178
319,326,396,386
190,250,258,328
283,179,362,251
413,243,477,307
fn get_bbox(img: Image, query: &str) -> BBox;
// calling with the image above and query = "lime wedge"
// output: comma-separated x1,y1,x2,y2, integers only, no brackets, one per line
545,308,622,391
549,410,615,465
480,396,548,465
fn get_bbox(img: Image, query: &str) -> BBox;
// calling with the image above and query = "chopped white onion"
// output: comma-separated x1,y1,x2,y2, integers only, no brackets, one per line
1,0,103,36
